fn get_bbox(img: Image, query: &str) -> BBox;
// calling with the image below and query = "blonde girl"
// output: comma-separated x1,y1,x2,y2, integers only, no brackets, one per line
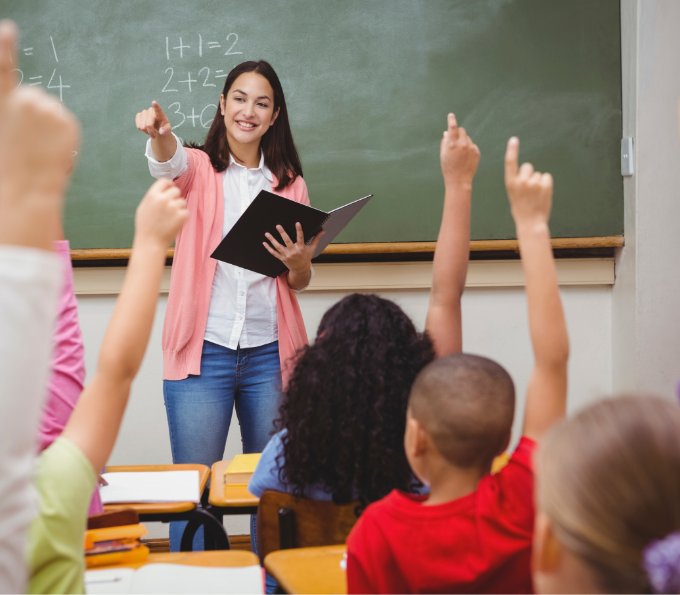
534,395,680,594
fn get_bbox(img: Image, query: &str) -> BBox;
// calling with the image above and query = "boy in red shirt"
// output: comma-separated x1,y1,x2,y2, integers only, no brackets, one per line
347,135,569,594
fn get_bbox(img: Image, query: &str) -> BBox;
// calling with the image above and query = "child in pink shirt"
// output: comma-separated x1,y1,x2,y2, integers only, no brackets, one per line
39,238,102,514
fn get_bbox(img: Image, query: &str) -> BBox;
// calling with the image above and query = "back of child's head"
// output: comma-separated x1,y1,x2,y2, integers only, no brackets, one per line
278,293,435,505
537,395,680,594
408,353,515,470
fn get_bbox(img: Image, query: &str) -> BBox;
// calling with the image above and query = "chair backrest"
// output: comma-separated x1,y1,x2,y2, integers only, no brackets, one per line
256,490,361,563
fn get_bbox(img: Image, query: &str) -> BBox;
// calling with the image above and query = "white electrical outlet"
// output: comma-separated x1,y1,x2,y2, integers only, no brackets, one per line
621,137,634,176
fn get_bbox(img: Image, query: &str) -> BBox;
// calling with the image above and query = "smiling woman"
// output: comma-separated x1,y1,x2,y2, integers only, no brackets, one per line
133,61,320,557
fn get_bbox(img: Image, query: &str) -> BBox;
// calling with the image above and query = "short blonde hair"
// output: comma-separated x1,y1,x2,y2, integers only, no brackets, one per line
537,395,680,593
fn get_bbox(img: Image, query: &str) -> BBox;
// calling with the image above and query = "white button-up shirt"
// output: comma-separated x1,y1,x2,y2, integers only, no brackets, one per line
146,135,311,349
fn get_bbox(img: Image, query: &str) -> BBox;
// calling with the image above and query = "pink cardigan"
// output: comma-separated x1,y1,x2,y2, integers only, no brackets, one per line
163,148,309,386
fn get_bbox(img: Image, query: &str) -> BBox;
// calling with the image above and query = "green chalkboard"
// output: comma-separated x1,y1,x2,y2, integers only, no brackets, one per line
4,0,622,249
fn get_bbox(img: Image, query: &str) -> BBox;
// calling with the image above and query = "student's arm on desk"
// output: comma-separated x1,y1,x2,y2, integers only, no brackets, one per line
62,180,189,472
424,113,480,357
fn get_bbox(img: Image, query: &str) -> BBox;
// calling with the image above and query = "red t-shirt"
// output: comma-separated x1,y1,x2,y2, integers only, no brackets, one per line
346,437,536,594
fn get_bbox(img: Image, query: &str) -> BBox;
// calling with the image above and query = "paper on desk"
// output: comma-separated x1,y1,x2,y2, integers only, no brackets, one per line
85,564,264,594
85,568,134,594
132,564,264,594
99,471,200,504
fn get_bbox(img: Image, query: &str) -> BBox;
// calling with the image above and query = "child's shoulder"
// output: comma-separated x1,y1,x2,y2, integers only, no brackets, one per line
247,430,287,498
361,490,426,523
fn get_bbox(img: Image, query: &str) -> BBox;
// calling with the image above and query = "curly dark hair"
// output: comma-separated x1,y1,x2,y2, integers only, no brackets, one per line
275,293,435,506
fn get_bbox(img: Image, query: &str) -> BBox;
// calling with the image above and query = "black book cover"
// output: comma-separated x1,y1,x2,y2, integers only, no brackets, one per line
210,190,329,278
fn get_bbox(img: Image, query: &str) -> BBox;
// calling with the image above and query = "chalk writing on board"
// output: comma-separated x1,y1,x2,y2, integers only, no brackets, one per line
157,34,245,133
166,34,241,60
164,102,217,130
198,67,216,88
10,37,69,101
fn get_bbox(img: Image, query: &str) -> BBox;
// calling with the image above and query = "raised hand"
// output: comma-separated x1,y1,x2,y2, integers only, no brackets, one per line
263,222,324,279
0,19,80,250
504,137,553,227
424,113,479,357
134,179,189,249
135,100,172,139
440,113,480,187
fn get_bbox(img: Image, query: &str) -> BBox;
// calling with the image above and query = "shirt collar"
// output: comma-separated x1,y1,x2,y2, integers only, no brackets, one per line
228,152,273,183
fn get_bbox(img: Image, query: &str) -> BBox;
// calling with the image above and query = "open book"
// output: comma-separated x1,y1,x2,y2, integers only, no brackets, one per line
85,563,263,594
211,191,373,278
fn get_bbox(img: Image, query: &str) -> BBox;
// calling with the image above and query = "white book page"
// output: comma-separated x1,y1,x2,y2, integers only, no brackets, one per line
100,471,200,504
85,568,135,594
131,564,264,594
312,195,373,258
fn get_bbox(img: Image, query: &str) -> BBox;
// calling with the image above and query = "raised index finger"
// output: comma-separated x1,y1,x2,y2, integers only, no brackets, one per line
447,112,459,139
0,20,19,102
504,137,520,182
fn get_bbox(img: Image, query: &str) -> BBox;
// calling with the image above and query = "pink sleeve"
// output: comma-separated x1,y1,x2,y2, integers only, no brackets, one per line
39,240,85,453
172,148,200,197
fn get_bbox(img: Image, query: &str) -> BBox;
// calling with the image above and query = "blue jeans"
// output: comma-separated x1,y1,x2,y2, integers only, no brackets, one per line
163,339,282,553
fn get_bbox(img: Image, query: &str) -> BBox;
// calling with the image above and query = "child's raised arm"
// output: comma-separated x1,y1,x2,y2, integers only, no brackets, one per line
62,179,188,472
0,20,80,593
504,137,569,442
425,113,480,356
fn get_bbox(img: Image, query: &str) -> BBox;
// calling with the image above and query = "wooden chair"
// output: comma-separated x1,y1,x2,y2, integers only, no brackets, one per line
256,491,361,564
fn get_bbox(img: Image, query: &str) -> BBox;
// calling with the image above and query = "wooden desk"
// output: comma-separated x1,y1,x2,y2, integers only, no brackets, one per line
103,464,210,515
100,550,260,569
209,460,259,515
265,546,347,594
102,465,229,551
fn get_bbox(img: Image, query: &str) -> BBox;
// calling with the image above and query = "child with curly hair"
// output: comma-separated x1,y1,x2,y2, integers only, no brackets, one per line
248,114,480,507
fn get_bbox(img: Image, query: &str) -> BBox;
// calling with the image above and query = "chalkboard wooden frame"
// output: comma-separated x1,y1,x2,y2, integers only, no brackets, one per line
69,236,624,260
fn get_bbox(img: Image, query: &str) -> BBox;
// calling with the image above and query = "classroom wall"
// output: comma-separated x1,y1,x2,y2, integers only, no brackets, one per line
612,0,680,398
77,284,612,537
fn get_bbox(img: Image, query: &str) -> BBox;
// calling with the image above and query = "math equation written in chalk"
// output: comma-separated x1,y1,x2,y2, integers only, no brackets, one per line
160,33,245,132
8,36,70,101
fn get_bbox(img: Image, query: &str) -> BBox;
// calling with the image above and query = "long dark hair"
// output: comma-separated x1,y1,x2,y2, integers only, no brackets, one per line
275,294,435,506
187,60,302,191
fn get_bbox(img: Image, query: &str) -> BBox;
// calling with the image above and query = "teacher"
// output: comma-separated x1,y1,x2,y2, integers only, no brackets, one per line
135,60,322,551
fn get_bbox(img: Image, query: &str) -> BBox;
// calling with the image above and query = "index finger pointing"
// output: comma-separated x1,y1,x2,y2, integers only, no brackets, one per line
152,100,166,118
504,137,520,182
0,20,19,101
